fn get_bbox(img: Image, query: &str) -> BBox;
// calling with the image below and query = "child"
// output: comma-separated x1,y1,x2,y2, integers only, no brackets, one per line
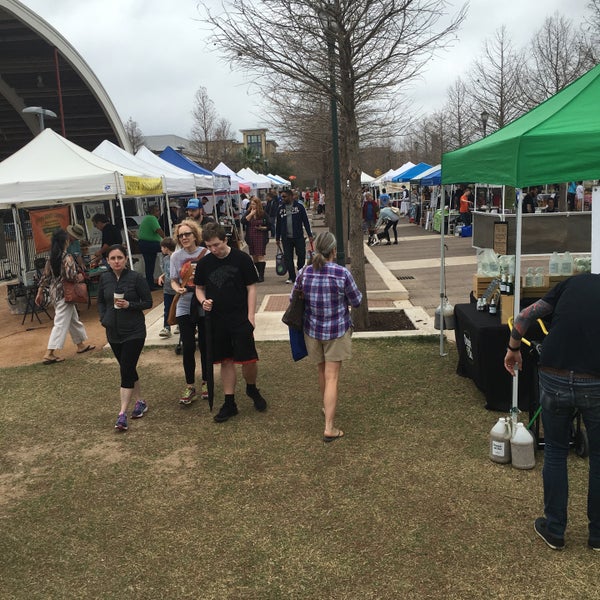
157,237,177,337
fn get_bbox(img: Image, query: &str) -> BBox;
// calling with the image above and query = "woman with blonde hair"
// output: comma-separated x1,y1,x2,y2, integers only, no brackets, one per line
170,219,209,405
242,196,270,282
291,231,362,442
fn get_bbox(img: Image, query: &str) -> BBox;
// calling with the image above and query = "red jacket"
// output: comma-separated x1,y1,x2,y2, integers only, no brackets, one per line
362,199,379,221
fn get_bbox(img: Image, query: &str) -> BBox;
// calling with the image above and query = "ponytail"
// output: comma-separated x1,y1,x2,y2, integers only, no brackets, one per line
312,231,337,271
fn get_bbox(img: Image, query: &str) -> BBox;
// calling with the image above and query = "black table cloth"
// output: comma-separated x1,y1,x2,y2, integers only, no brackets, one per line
454,303,542,412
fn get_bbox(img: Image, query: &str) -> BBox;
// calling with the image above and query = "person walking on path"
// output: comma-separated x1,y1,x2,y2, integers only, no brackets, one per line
194,223,267,423
157,236,176,338
242,196,270,282
137,205,165,290
362,192,379,246
504,273,600,551
35,229,96,364
98,244,153,431
293,231,362,442
276,189,313,284
170,220,210,405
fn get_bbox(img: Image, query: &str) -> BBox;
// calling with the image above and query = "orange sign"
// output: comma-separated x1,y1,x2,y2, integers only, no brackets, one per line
29,206,70,253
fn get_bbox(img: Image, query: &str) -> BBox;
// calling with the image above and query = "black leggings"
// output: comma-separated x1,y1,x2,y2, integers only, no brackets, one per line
177,314,207,385
109,338,145,389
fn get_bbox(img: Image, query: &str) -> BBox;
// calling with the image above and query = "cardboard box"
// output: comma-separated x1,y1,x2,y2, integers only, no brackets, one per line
500,294,515,325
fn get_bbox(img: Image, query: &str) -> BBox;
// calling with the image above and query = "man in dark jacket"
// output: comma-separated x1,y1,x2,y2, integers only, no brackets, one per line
275,190,313,283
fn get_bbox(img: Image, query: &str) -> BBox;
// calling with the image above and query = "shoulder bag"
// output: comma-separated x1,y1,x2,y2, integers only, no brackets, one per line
62,255,89,304
281,270,305,331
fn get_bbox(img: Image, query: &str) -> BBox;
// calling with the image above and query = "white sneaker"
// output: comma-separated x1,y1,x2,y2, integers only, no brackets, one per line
159,327,172,338
285,279,293,284
173,326,179,335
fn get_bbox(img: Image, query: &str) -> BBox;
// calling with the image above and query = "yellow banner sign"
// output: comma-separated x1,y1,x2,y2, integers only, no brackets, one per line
123,176,163,196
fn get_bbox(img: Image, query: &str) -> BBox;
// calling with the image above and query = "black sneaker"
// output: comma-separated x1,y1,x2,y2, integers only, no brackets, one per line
534,517,564,550
247,386,267,412
589,539,600,551
214,402,238,423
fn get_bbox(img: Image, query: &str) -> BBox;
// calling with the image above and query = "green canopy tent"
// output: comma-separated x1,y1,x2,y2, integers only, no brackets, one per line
440,62,600,417
442,62,600,187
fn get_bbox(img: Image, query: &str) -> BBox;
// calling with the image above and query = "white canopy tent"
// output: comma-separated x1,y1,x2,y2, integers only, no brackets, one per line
361,172,375,184
135,146,211,192
213,162,252,193
267,173,290,186
0,129,163,275
94,140,196,196
237,167,273,190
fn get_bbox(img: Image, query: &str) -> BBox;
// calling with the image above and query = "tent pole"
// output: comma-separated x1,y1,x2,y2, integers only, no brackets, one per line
439,185,447,357
11,205,27,284
511,188,523,426
118,193,134,270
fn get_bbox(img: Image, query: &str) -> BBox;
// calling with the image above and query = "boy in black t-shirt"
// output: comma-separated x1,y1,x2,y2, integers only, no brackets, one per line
194,223,267,422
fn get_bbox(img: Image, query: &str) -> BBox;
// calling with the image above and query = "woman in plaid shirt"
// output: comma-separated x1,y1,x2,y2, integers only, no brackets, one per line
294,231,362,442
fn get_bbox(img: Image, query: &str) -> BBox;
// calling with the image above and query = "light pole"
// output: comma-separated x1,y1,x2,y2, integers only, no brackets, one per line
480,110,489,138
318,7,345,266
22,106,57,132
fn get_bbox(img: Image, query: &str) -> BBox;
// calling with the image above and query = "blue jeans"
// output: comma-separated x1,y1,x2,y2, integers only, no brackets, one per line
539,371,600,543
138,239,161,288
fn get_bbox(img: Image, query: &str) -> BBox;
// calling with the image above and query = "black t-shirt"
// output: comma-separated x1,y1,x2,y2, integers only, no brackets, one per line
194,247,258,324
539,273,600,376
101,223,123,254
523,193,537,213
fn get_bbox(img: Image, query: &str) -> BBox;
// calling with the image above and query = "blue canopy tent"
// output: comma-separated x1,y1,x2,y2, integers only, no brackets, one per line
416,166,441,186
160,146,213,176
392,162,432,182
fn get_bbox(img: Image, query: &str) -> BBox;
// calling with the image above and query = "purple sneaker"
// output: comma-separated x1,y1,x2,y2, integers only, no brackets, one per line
115,413,128,431
131,400,148,419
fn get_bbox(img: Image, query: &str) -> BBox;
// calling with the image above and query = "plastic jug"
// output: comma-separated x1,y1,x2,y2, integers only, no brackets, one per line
511,423,536,469
560,251,573,276
434,299,455,330
549,252,560,276
489,418,511,464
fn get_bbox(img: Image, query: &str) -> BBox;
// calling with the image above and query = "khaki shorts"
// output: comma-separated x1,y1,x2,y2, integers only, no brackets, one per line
305,328,353,363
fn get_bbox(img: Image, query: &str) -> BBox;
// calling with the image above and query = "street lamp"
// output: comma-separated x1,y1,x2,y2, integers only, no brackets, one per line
480,110,489,137
22,106,57,132
318,6,345,266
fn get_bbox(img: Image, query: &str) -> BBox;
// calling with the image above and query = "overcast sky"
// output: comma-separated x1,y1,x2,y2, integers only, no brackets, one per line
20,0,592,143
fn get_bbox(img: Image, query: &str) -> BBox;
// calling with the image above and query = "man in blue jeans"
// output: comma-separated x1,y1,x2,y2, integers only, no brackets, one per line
504,273,600,551
275,190,313,284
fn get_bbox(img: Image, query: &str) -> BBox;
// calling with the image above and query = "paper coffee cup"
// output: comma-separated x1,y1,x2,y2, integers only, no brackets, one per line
114,292,124,308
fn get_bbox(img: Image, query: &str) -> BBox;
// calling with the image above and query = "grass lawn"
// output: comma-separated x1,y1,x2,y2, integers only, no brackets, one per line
0,339,597,599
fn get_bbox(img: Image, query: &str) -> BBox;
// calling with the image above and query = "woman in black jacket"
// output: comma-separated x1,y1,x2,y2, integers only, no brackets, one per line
98,244,153,431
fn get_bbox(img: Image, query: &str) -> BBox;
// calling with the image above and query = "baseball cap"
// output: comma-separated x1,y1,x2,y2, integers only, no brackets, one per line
186,198,200,210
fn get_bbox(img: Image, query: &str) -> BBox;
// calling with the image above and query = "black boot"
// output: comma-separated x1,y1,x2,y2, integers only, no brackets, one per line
256,261,266,282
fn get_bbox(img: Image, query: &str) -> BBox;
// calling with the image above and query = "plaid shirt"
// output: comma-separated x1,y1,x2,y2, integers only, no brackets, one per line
293,262,362,340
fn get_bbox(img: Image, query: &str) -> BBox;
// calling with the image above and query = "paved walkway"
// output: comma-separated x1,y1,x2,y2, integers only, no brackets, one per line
0,214,479,366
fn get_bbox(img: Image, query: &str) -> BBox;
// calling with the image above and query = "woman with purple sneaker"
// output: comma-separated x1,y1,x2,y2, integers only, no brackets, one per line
98,244,153,431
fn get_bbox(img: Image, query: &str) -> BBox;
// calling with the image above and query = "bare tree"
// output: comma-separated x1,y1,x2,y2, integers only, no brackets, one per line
468,26,526,133
200,0,466,327
209,117,237,168
522,13,595,110
124,117,144,153
442,77,478,151
190,86,218,164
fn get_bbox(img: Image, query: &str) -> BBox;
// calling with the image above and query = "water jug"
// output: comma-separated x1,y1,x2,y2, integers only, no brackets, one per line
511,422,535,469
560,251,573,276
434,299,455,330
549,252,560,276
489,418,511,464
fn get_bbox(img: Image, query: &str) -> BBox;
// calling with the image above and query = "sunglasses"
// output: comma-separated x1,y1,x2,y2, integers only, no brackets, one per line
177,231,193,239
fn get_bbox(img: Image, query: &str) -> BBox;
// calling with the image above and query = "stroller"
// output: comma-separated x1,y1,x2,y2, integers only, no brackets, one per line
509,317,589,457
